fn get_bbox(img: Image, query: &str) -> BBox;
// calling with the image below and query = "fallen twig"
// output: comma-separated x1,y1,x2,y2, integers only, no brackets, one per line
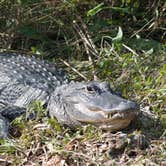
60,59,88,80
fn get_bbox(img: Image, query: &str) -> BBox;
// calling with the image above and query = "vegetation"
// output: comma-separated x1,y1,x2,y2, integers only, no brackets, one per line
0,0,165,165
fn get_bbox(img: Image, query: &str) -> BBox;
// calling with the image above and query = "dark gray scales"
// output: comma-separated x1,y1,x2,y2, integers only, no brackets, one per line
0,53,68,90
0,52,139,138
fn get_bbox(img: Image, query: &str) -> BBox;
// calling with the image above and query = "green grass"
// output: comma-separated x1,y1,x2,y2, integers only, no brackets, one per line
0,48,165,165
0,0,165,165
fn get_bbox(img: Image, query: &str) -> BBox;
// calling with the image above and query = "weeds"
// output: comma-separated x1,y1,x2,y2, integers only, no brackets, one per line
0,0,165,165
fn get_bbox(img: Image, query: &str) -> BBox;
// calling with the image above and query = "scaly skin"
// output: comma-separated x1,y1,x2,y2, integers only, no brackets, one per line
0,53,139,137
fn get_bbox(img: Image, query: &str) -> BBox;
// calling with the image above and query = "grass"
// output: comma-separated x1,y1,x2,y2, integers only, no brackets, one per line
0,0,165,165
0,49,165,165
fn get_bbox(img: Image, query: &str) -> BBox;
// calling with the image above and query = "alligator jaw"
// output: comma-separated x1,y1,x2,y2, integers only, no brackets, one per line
99,118,132,131
75,108,138,131
99,110,138,131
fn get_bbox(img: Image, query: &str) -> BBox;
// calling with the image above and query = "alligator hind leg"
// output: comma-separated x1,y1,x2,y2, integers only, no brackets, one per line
1,105,26,121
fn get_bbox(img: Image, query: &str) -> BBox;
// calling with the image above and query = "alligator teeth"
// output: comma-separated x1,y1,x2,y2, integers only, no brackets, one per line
112,113,121,118
106,113,112,119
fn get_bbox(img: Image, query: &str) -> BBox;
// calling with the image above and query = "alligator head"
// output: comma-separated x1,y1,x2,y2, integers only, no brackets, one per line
48,81,139,131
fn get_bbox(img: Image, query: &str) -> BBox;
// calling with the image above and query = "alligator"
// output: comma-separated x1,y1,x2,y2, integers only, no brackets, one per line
0,52,139,138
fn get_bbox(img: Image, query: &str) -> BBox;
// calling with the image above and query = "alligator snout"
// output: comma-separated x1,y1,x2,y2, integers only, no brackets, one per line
88,100,139,119
88,100,139,112
79,94,139,131
111,100,139,112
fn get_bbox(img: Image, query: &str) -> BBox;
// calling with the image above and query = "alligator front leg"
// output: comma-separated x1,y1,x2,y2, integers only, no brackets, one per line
0,105,26,138
0,114,9,138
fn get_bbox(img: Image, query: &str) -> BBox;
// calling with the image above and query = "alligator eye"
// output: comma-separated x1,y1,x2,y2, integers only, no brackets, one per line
86,86,94,92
